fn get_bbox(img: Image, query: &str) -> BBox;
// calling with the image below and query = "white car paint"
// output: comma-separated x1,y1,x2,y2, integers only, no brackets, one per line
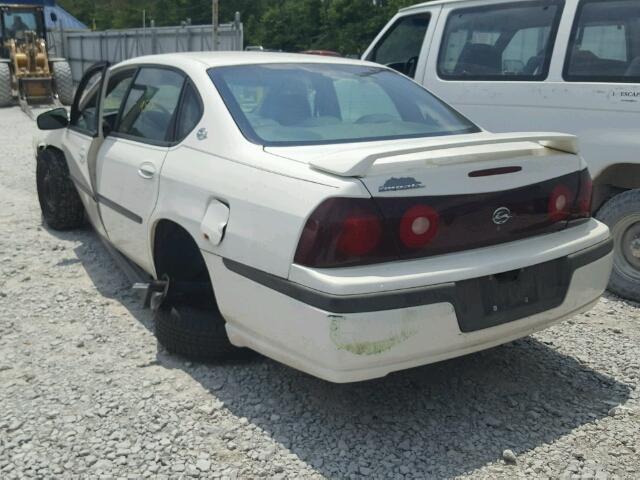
35,52,612,382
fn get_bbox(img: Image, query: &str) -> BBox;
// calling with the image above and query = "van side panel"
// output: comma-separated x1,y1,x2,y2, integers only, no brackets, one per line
422,0,640,181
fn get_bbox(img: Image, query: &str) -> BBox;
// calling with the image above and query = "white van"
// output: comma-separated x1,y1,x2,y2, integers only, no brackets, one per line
364,0,640,302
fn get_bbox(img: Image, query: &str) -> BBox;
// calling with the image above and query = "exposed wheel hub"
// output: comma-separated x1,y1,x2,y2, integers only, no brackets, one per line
631,238,640,258
620,219,640,271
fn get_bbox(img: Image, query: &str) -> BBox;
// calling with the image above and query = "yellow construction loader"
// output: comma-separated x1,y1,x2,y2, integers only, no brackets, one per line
0,4,74,109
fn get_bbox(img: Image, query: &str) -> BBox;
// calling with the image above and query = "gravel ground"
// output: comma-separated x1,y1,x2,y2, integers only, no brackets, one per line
0,105,639,479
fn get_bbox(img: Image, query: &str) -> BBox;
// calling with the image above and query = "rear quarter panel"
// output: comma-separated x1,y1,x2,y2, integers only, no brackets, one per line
149,78,367,279
153,143,366,279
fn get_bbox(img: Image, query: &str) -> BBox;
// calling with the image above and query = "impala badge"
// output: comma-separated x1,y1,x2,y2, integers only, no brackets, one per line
379,177,425,193
492,207,514,225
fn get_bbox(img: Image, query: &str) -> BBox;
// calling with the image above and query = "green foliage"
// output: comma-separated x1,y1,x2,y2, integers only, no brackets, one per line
58,0,424,55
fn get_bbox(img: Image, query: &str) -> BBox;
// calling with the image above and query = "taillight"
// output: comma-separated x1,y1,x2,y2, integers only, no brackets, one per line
548,184,573,223
295,170,591,269
294,198,394,268
573,169,593,219
337,212,382,256
399,204,439,249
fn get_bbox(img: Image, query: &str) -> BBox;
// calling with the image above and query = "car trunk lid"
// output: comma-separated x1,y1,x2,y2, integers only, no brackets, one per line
270,132,590,267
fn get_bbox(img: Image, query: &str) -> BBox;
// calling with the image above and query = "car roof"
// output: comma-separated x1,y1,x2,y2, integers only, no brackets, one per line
399,0,571,13
116,51,378,70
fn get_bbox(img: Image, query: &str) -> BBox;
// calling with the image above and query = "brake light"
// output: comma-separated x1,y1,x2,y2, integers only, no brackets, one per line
295,171,590,269
294,198,393,268
573,169,593,219
548,185,573,223
399,204,439,249
337,212,382,256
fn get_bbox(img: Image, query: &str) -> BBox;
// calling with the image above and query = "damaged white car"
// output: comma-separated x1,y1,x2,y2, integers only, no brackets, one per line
34,53,613,382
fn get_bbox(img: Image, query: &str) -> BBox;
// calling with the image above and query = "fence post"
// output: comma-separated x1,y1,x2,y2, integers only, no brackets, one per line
58,20,66,57
79,34,84,73
234,12,241,51
151,21,157,54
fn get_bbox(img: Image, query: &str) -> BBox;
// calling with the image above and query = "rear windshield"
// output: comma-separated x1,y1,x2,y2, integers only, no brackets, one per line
208,63,479,146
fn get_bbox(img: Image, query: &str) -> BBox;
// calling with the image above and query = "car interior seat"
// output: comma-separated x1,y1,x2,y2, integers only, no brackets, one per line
260,83,312,126
569,49,602,75
523,51,545,75
454,43,501,75
625,56,640,76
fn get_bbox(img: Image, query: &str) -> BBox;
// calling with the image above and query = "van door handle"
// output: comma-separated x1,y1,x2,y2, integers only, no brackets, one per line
138,163,156,179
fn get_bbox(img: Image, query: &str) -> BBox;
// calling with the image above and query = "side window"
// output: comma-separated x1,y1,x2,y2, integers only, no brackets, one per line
116,68,185,143
565,0,640,82
102,69,135,132
438,1,565,81
367,14,430,78
175,82,203,141
70,70,103,134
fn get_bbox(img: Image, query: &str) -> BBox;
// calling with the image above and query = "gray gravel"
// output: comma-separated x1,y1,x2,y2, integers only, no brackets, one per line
1,105,639,479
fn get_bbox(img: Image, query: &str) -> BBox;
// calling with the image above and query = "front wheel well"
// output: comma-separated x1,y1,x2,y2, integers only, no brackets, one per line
38,144,65,156
592,163,640,213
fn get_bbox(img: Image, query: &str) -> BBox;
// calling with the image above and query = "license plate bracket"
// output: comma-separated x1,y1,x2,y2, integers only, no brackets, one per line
454,257,570,332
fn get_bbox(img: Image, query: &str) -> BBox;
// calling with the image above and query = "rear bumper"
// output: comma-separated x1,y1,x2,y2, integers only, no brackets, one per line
206,219,612,383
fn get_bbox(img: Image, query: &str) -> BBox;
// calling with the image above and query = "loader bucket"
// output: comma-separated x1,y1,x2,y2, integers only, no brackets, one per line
19,77,54,105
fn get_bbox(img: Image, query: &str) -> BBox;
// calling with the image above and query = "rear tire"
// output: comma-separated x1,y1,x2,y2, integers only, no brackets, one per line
51,61,74,106
36,149,85,230
596,190,640,302
155,303,239,360
0,62,13,107
153,226,242,360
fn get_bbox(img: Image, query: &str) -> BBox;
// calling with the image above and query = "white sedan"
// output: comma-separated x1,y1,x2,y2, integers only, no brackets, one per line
34,52,612,382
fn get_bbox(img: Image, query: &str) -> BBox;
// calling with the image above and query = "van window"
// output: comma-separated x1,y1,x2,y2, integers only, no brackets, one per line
438,1,564,81
366,14,430,78
564,0,640,82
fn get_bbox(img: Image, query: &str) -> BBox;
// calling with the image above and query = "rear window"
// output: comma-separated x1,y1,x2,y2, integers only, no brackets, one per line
438,1,565,81
208,63,479,147
564,0,640,83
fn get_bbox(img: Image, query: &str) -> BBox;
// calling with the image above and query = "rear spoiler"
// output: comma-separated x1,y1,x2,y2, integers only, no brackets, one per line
309,132,579,177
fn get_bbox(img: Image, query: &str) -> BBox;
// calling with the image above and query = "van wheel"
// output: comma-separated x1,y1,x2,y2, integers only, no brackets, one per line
596,190,640,302
155,303,240,360
36,149,85,230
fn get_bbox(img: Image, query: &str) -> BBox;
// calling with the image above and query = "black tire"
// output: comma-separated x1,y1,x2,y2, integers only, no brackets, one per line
51,61,74,106
36,149,85,230
155,303,240,360
0,62,12,108
153,226,242,360
596,189,640,302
